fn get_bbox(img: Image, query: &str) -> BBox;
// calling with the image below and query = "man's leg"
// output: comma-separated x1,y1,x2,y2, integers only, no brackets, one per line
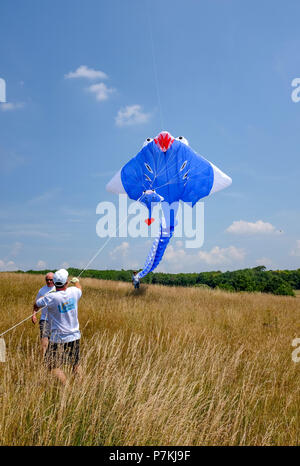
51,368,67,385
39,320,51,359
71,340,82,380
46,342,67,385
40,337,49,359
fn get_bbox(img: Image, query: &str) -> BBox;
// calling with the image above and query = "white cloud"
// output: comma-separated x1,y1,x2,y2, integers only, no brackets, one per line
290,240,300,257
65,65,108,80
164,245,187,264
198,246,246,265
87,82,115,102
115,105,151,127
110,241,130,259
65,66,115,103
0,102,24,111
164,244,246,270
226,220,281,235
36,260,46,269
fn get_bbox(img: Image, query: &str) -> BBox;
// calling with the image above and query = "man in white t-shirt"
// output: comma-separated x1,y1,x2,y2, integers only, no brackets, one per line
32,272,56,358
132,271,140,289
34,268,82,385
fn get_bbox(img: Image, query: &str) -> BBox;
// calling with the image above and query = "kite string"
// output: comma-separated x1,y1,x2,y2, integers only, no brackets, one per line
147,0,164,130
150,146,214,191
0,307,46,338
78,197,145,278
153,163,211,191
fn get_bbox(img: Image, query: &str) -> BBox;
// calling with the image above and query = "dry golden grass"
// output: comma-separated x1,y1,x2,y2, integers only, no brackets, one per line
0,272,299,446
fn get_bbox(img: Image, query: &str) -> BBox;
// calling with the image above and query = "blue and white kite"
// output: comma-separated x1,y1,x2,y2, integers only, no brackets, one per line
106,131,232,280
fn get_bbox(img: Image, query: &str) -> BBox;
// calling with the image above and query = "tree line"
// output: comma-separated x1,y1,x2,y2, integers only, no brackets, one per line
20,265,300,296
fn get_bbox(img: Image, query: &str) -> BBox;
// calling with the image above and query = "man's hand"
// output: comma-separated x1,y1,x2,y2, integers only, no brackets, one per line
70,277,82,290
32,304,39,324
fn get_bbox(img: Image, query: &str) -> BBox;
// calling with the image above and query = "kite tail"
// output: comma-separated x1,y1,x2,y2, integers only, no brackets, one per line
137,223,174,280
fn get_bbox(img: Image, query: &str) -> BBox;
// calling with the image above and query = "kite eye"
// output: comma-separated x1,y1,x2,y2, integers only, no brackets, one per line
176,136,189,146
142,137,153,148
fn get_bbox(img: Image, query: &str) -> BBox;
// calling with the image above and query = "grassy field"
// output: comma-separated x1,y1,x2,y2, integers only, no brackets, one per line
0,272,299,446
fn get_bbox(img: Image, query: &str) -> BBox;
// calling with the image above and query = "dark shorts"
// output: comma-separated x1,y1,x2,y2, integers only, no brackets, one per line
45,339,80,370
39,319,51,339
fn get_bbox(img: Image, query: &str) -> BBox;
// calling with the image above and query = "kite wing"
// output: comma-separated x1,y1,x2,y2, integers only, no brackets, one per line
106,131,232,280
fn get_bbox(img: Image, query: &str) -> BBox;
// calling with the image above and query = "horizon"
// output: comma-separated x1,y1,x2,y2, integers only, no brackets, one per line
8,263,300,274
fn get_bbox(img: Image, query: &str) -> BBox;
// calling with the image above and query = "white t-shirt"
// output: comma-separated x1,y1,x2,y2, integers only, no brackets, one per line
36,287,82,343
36,285,56,321
132,274,140,284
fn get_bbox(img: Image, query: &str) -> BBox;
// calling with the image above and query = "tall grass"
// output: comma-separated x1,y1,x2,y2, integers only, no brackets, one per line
0,272,299,445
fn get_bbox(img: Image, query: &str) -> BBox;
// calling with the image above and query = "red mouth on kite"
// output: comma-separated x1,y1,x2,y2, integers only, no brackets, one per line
154,132,174,152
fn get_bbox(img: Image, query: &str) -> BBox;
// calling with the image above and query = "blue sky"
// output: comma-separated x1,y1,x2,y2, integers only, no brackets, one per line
0,0,300,273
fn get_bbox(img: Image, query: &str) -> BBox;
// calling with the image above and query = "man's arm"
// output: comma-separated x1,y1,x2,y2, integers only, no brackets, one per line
32,297,47,324
32,291,41,324
32,303,44,324
32,304,38,324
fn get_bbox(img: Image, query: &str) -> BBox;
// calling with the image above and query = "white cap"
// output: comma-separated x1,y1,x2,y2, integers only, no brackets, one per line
53,268,69,286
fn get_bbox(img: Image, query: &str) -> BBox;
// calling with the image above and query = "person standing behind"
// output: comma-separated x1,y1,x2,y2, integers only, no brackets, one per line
32,272,55,358
33,269,82,385
132,271,140,289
